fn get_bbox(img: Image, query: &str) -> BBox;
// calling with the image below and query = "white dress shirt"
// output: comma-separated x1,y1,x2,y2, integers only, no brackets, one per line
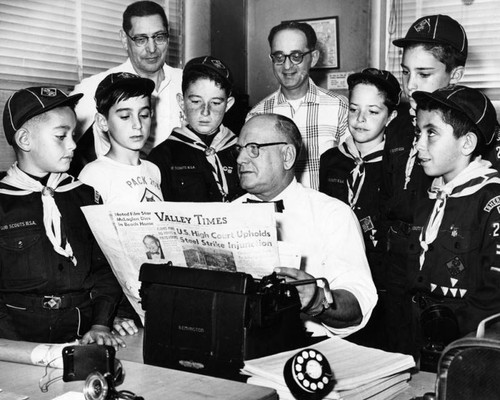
234,178,377,337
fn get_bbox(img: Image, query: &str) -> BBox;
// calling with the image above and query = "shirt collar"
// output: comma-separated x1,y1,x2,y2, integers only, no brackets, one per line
124,58,173,95
277,78,318,105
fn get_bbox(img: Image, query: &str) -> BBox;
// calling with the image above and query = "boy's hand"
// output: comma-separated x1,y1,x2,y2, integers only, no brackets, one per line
81,325,125,351
112,317,139,336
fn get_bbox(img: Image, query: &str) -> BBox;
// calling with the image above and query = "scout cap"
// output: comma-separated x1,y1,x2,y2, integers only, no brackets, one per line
3,87,83,145
393,14,468,58
95,72,155,111
183,55,233,88
412,85,497,145
347,68,402,106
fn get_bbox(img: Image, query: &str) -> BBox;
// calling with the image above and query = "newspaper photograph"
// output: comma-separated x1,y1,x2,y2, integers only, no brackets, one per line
81,202,279,321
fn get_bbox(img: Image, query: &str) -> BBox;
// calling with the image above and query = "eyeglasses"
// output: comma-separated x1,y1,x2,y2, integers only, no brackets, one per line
126,31,169,47
234,142,288,158
269,50,313,65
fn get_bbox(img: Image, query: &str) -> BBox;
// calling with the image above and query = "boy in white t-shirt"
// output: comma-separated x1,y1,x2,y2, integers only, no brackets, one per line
79,72,164,336
79,72,163,204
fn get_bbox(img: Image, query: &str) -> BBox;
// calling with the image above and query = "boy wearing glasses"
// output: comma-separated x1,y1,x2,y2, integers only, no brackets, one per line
71,1,182,173
148,56,244,202
234,113,377,337
246,21,349,191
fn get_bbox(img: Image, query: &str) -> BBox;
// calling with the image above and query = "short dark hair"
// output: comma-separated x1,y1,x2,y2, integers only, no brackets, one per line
122,1,169,34
405,43,466,72
417,98,484,157
267,21,317,49
97,86,152,117
143,234,160,244
272,114,302,156
348,77,399,113
182,69,232,97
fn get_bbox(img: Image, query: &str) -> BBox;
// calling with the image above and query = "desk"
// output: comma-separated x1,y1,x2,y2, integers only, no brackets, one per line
0,329,436,400
0,331,277,400
116,330,438,399
395,370,437,399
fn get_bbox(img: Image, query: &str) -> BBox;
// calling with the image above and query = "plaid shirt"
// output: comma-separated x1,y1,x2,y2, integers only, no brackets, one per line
247,79,349,190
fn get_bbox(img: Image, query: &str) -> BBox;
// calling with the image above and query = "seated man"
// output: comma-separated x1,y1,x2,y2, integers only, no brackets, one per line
233,114,377,336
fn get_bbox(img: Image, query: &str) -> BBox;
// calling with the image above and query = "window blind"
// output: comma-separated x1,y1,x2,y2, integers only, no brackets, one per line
0,0,80,89
0,0,182,89
385,0,500,111
0,0,182,170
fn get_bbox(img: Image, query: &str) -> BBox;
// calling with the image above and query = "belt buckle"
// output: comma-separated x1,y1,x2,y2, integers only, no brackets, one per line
43,295,62,309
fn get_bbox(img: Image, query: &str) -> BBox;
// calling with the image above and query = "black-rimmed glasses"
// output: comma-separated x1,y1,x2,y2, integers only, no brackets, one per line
269,50,313,65
233,142,288,158
126,31,169,47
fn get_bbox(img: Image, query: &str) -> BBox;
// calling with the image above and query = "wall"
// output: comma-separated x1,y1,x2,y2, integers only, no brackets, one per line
247,0,371,106
211,0,249,132
184,0,212,61
0,89,16,170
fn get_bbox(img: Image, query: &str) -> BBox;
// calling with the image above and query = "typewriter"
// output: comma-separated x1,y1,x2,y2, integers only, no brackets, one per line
139,263,309,380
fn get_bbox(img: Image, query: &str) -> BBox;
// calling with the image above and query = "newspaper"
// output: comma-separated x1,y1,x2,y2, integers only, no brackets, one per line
81,202,280,322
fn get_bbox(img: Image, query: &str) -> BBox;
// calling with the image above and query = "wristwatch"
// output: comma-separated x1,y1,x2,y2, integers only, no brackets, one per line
310,291,332,318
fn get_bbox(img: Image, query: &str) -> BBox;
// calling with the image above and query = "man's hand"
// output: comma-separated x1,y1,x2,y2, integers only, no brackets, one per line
112,317,139,336
81,324,125,351
274,267,317,309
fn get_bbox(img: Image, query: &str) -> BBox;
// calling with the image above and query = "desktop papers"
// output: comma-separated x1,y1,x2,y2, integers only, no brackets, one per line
242,337,415,400
82,202,280,322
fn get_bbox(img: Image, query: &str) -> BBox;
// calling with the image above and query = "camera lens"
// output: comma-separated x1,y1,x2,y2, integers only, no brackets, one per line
83,371,110,400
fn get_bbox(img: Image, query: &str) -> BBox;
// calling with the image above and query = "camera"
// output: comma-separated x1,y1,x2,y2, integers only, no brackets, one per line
62,344,118,382
83,368,143,400
420,304,459,372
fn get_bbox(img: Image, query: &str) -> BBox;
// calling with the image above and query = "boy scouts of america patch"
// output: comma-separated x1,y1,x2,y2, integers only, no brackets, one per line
41,87,57,97
414,18,431,34
484,195,500,212
359,216,374,233
446,256,465,277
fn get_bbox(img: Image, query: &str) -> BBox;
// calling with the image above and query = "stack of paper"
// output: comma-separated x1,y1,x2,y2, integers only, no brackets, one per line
242,337,415,400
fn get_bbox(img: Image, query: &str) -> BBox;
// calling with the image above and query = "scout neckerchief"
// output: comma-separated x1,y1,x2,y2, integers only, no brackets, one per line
419,158,500,269
169,125,237,202
339,136,385,208
403,109,417,190
0,163,82,265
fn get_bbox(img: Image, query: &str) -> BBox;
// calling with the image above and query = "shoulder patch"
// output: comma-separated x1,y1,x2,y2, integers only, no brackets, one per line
484,195,500,212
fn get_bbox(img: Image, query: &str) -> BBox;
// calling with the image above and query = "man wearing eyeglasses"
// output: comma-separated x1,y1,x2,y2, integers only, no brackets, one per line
233,114,377,337
246,21,349,191
70,1,182,173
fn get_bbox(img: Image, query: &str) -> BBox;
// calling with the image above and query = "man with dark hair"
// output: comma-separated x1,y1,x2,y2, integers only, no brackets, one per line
233,114,377,338
247,21,349,190
70,1,182,173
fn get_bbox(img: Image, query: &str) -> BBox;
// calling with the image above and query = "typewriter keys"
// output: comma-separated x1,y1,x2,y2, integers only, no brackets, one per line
283,348,334,399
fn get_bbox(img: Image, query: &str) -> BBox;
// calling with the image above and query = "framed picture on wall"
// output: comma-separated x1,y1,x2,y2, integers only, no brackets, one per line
285,16,340,69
